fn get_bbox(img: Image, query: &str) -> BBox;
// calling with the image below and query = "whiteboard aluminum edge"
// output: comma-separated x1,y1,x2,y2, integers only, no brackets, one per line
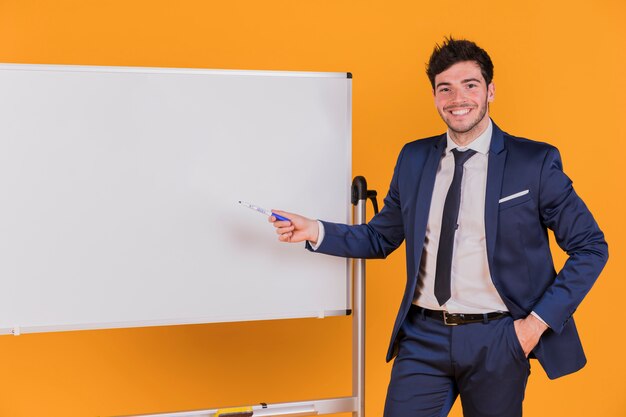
345,76,354,313
1,309,350,336
0,62,350,79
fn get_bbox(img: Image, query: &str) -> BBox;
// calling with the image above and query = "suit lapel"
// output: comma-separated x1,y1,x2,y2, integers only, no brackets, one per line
485,122,507,271
412,134,446,274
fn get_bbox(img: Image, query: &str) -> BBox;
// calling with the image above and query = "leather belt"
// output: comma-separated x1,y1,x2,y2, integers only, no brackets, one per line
414,306,510,326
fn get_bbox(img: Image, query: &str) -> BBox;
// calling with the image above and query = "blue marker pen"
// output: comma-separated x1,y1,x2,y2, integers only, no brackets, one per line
238,201,290,221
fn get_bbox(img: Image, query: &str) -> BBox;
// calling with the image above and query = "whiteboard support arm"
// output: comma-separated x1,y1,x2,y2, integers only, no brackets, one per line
117,397,357,417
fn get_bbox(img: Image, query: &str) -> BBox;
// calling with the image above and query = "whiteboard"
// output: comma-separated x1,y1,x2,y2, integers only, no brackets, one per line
0,64,352,334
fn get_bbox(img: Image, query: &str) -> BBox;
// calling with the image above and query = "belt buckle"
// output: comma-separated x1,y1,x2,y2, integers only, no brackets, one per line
443,311,459,326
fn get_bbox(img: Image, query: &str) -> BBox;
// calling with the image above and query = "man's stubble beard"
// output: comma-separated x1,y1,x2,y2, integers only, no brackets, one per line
442,98,490,136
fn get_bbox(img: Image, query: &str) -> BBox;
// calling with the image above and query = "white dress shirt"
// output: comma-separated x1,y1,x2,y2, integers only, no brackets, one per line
413,121,508,313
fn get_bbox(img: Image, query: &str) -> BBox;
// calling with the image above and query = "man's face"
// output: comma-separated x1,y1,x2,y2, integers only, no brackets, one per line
433,60,495,139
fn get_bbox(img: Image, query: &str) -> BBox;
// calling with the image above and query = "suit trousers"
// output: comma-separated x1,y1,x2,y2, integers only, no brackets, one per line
384,305,531,417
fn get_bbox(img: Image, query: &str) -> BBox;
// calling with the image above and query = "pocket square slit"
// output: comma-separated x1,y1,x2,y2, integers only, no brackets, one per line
499,190,530,203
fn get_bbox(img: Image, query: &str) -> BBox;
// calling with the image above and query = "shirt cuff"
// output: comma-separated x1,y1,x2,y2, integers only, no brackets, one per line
530,311,550,328
308,221,325,251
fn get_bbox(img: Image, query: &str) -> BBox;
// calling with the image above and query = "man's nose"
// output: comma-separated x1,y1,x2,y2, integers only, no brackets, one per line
452,88,466,102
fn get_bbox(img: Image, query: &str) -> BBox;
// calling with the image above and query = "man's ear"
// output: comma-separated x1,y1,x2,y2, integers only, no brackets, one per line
487,83,495,102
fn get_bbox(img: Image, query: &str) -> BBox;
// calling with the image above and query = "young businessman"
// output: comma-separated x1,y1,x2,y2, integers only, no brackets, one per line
270,38,608,416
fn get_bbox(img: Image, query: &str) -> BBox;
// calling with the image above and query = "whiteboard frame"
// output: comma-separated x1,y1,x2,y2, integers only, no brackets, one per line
0,63,353,336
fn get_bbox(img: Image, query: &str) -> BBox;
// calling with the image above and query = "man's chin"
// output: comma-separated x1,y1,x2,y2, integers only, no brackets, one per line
445,114,488,136
447,122,476,134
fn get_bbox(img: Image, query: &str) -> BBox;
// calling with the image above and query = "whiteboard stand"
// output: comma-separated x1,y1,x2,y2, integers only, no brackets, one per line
351,175,369,417
121,176,377,417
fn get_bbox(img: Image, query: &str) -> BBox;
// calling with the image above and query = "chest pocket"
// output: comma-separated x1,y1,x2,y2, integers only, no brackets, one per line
499,190,533,211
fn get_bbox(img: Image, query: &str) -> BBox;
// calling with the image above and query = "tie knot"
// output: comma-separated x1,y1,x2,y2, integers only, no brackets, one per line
451,148,477,166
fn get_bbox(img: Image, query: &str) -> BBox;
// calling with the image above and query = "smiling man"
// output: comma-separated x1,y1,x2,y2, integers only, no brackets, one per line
270,38,608,416
433,61,494,145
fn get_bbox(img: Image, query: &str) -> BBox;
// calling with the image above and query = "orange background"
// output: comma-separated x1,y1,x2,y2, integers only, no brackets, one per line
0,1,624,416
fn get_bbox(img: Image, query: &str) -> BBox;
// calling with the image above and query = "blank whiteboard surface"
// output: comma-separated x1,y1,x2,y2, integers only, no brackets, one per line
0,64,352,334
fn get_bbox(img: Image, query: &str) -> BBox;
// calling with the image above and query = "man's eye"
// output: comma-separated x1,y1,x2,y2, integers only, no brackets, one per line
467,83,476,88
439,88,450,93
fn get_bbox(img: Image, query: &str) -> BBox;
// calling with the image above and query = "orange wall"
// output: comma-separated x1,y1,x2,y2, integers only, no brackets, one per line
0,1,624,416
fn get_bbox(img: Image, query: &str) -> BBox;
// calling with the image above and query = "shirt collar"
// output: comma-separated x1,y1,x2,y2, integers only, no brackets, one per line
445,119,492,155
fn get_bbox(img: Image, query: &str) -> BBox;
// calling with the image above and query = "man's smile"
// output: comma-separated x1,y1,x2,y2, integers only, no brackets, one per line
447,107,473,116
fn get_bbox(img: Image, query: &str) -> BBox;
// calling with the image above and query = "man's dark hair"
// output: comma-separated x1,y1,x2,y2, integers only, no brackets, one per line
426,37,494,89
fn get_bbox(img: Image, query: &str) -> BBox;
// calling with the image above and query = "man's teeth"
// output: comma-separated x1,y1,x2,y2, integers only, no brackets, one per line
451,109,471,115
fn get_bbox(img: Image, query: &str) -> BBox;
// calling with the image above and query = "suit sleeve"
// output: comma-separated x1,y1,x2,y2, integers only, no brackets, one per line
531,147,609,334
306,145,407,259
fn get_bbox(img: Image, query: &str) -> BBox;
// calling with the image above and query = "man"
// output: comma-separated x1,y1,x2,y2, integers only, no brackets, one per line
270,38,608,416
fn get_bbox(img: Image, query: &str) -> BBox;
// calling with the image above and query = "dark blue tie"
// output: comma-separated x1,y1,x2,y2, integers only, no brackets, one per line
434,148,477,306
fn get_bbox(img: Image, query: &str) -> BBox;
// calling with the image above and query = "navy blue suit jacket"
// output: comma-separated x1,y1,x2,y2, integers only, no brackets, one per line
312,121,608,379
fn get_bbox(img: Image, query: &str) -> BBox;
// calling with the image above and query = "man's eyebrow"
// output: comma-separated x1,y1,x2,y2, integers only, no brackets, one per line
435,78,483,89
462,78,482,84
